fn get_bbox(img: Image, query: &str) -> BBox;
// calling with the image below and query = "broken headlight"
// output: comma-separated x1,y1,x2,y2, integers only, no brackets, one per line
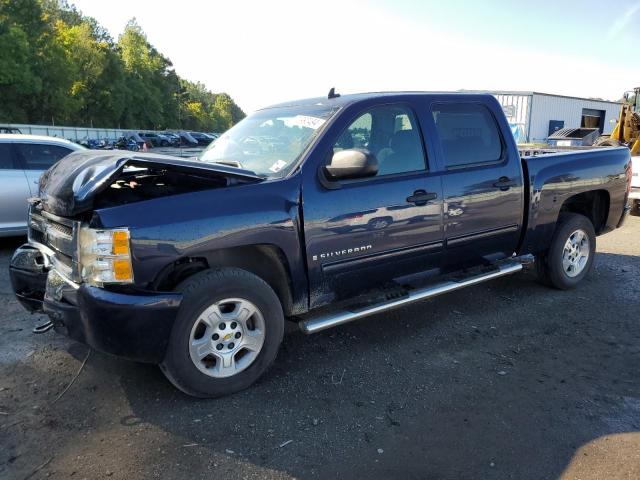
79,227,134,286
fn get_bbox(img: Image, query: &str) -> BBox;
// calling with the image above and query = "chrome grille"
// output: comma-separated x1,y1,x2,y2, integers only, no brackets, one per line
48,221,73,237
28,203,81,281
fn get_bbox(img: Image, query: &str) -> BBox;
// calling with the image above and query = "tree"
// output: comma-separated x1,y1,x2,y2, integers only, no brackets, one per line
0,3,245,130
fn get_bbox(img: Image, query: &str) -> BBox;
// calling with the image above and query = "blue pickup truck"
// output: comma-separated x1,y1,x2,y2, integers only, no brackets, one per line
10,92,633,397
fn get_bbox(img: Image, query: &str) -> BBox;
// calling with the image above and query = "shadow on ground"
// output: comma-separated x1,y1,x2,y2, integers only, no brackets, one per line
107,252,640,479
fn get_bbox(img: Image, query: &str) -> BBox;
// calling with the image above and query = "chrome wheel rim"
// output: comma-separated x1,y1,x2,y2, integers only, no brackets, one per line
562,229,590,278
189,298,265,378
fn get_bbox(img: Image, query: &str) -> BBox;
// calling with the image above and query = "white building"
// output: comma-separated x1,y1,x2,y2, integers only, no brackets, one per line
480,91,622,144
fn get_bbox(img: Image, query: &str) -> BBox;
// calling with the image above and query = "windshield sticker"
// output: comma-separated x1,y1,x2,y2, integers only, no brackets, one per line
284,115,326,130
269,160,288,173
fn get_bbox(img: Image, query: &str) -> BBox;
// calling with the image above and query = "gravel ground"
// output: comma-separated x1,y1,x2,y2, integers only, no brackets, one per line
1,216,639,480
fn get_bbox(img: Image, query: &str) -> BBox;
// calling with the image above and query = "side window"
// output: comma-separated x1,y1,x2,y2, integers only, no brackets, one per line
432,103,503,168
333,105,426,177
334,113,371,150
16,144,73,170
0,143,15,169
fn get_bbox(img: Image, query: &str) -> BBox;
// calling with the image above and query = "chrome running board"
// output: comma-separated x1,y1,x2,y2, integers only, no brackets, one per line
299,261,523,334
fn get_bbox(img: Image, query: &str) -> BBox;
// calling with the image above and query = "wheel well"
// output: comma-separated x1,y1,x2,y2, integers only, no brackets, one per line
559,190,609,234
153,245,295,316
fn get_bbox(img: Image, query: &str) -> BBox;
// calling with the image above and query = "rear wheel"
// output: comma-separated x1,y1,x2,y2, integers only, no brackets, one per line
160,268,284,397
536,213,596,290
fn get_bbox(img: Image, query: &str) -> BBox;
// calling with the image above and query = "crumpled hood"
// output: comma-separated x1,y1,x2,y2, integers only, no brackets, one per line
39,150,262,217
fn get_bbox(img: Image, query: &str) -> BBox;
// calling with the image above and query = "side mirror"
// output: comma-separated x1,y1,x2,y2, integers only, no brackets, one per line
324,148,378,181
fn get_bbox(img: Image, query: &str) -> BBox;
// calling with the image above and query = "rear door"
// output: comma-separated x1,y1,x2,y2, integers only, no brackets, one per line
15,143,76,195
429,101,524,267
0,142,32,234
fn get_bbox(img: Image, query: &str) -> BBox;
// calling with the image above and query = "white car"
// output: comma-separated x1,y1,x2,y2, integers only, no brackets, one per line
630,156,640,215
0,135,85,237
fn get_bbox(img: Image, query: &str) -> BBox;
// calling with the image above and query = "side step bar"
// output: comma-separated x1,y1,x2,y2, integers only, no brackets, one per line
299,261,524,334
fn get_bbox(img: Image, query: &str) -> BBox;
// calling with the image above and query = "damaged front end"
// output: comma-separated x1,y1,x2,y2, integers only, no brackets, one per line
9,150,260,362
38,150,263,217
9,198,183,362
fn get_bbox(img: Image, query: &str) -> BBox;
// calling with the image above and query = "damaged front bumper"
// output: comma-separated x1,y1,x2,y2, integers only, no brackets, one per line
10,244,182,363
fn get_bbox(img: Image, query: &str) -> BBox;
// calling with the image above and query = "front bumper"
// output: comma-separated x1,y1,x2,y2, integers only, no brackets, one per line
10,244,182,363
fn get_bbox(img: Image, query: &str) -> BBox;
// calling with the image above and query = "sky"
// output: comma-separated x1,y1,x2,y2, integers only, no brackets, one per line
72,0,640,114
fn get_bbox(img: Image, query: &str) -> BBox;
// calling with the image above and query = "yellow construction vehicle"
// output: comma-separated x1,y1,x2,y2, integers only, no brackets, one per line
596,87,640,155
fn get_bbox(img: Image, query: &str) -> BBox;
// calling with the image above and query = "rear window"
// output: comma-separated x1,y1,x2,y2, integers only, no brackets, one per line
432,103,503,168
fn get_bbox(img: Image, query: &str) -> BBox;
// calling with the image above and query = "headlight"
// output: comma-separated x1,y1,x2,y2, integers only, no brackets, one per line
79,227,134,286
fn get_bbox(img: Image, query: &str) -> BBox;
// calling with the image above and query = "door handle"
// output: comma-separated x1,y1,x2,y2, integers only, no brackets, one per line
493,177,517,191
407,189,437,206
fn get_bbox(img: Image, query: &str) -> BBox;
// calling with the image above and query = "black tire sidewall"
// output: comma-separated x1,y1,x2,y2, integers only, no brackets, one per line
161,268,284,398
546,213,596,289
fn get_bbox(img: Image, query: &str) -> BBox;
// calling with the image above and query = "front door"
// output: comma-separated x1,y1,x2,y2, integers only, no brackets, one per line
302,103,444,306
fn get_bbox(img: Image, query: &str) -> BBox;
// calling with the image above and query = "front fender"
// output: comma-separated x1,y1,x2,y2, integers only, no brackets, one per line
93,175,307,308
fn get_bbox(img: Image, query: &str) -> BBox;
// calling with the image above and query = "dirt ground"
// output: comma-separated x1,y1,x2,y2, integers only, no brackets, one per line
1,217,639,480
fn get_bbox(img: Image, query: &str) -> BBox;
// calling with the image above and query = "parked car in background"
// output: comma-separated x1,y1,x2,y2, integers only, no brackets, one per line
139,132,173,147
0,134,85,236
177,131,199,146
188,131,214,146
0,127,22,134
158,133,179,147
138,132,160,147
163,132,181,146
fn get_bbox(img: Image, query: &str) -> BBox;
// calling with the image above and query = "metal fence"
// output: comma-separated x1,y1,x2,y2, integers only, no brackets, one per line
1,123,159,141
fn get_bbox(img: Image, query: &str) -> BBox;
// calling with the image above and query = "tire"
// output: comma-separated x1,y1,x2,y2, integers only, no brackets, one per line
536,213,596,290
160,268,284,398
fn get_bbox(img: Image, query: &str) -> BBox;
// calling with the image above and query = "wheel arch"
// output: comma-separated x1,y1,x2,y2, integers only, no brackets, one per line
520,187,610,256
152,244,302,316
558,189,610,234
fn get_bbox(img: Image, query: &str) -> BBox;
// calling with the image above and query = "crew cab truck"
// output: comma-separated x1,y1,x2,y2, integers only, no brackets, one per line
10,92,632,397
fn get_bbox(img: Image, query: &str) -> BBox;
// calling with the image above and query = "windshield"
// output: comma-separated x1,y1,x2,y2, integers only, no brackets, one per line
199,104,338,178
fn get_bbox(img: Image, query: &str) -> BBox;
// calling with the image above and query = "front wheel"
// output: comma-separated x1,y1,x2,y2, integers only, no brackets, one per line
160,268,284,397
536,213,596,290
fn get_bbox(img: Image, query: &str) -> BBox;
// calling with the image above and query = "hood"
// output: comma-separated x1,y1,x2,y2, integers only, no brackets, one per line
39,150,263,217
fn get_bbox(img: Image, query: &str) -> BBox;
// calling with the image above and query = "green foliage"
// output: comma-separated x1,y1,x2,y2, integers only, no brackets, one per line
0,1,244,130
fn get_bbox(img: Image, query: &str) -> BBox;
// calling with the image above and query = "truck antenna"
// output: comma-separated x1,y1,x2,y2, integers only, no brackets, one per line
328,87,340,99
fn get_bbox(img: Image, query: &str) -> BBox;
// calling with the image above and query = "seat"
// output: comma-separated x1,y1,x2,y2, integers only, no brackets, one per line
334,130,354,151
379,129,423,175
